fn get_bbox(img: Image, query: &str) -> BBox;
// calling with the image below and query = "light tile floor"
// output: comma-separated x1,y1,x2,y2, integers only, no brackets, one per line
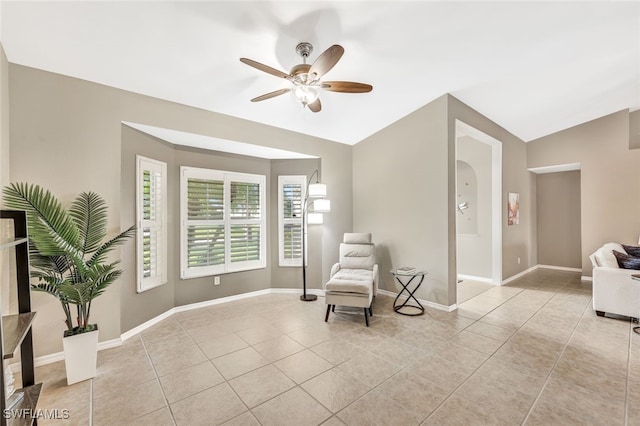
29,269,640,425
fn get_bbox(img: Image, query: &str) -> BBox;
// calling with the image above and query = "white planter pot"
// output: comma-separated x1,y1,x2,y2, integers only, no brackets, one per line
62,328,99,385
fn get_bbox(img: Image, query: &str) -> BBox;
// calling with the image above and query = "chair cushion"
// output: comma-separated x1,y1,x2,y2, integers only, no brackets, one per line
325,269,373,294
340,244,375,270
344,233,371,244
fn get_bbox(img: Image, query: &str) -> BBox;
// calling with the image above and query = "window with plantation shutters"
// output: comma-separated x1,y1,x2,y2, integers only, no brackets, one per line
278,176,306,266
136,156,167,292
181,167,266,278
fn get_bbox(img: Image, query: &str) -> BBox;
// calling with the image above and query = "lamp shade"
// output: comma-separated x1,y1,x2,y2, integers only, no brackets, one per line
308,183,327,198
307,213,324,224
313,199,331,213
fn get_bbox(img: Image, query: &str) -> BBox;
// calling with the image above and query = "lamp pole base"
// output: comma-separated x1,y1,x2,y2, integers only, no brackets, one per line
300,294,318,302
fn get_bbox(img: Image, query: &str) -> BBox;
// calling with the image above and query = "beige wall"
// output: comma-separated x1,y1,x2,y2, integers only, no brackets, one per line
631,109,640,150
9,64,352,356
536,171,581,268
527,110,639,276
448,96,537,294
353,96,450,305
353,95,535,307
0,45,7,196
0,44,11,315
120,128,178,331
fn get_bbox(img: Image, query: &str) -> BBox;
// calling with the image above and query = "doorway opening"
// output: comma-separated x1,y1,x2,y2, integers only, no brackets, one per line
455,120,502,304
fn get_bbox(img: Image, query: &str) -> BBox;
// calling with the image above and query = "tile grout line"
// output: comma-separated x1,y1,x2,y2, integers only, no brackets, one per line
138,335,178,426
419,315,522,421
178,309,332,425
171,317,258,425
423,279,581,424
89,378,93,426
331,290,524,424
519,292,594,425
624,318,635,426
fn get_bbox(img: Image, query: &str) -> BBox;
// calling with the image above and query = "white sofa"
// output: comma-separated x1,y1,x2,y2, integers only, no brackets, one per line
590,242,640,319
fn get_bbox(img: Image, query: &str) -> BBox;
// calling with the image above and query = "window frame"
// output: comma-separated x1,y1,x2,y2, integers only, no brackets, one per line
136,155,168,293
180,166,266,279
278,175,306,267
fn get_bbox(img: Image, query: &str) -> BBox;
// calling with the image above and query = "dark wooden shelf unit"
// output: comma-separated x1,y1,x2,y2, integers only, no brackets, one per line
0,211,41,426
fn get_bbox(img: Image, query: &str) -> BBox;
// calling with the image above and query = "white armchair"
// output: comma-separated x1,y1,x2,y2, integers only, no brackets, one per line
324,233,378,326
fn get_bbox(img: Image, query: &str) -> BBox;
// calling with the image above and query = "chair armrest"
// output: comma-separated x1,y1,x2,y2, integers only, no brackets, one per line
330,263,341,278
372,264,379,296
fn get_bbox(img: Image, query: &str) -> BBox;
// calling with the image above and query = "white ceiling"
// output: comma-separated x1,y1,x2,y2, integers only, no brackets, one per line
2,1,639,145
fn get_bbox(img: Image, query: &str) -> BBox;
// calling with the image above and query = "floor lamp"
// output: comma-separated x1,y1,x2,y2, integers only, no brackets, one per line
301,170,330,302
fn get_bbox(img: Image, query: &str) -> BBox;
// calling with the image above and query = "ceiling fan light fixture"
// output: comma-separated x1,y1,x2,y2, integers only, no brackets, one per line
294,84,320,106
240,42,371,113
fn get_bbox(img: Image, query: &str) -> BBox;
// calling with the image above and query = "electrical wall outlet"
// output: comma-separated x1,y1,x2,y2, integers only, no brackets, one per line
517,257,521,264
214,276,220,285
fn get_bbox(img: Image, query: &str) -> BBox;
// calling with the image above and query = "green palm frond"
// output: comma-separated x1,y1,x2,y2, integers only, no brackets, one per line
31,281,61,296
87,225,135,268
58,281,93,306
29,252,70,277
86,262,122,299
3,183,81,255
69,192,108,256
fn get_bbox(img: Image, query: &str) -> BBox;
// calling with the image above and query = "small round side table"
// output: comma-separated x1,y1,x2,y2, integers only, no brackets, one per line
390,269,427,316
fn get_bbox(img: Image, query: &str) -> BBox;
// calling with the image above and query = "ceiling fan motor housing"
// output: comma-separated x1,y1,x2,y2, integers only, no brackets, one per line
290,64,313,83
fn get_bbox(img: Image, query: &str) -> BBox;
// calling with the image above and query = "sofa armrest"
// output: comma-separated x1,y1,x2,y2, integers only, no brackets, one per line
593,266,640,318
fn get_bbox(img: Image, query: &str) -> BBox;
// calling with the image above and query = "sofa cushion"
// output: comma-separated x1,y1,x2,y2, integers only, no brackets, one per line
613,251,640,270
594,242,625,268
623,244,640,257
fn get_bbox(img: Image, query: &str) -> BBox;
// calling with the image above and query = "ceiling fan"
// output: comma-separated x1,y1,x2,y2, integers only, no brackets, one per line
240,42,372,113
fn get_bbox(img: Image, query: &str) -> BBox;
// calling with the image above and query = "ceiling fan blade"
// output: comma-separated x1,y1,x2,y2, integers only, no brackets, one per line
250,88,291,102
240,58,290,79
307,98,321,113
322,81,373,93
308,45,344,79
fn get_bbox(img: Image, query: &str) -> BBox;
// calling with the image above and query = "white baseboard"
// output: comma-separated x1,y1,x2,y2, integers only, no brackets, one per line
25,287,323,370
538,264,582,273
120,308,176,342
377,289,455,312
10,338,122,373
173,288,273,313
271,288,325,297
457,274,495,284
502,264,585,285
121,288,274,341
581,276,593,282
502,265,539,285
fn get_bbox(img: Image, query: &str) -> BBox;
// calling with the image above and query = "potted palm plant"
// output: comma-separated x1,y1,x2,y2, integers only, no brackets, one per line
3,183,134,384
